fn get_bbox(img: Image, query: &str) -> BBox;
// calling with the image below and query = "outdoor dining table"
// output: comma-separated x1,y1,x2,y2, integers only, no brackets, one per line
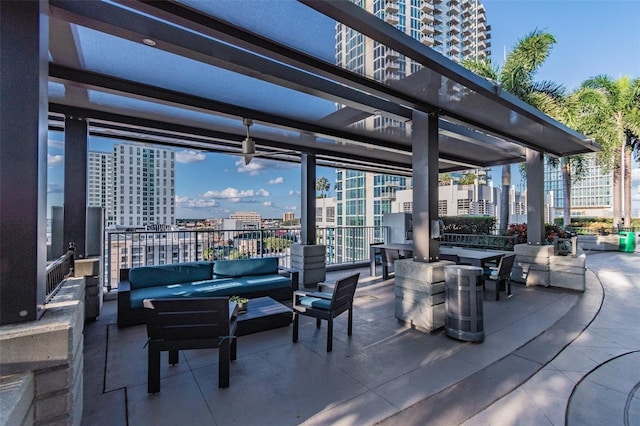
370,243,505,276
439,246,505,268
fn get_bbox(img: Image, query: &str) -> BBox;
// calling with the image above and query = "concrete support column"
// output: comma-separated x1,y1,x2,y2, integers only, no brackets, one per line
411,111,439,262
0,1,49,324
64,116,89,259
526,149,544,244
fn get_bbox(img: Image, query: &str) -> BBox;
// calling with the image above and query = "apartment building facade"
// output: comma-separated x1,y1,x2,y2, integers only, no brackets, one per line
334,0,491,261
544,153,613,220
88,144,176,228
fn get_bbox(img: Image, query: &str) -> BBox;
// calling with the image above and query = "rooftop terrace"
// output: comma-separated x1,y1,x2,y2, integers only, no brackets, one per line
79,251,640,425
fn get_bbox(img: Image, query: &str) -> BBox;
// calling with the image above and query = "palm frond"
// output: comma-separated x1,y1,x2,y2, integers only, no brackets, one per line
460,58,498,82
502,29,557,93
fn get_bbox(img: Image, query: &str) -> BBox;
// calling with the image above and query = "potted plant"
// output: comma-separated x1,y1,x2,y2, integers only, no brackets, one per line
230,295,249,313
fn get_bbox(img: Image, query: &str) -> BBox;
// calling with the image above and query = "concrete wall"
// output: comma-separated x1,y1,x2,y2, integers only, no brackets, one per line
0,278,85,425
577,235,619,251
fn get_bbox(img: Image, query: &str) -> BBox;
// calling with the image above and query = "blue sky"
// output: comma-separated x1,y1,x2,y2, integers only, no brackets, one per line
47,0,640,219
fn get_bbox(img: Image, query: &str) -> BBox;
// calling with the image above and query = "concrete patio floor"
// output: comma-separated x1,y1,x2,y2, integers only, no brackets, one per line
81,251,639,425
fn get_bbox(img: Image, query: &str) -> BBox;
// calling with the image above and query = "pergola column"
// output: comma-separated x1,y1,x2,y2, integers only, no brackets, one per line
63,116,89,258
0,1,49,324
411,110,440,262
300,152,316,245
526,148,545,244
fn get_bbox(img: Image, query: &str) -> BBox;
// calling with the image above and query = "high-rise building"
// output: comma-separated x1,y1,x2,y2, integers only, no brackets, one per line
334,0,491,262
88,151,115,225
89,144,176,228
544,153,613,220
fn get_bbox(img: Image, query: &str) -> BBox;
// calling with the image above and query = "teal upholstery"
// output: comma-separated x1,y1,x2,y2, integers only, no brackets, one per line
129,275,291,309
128,261,213,289
118,259,297,327
214,258,277,277
298,295,331,310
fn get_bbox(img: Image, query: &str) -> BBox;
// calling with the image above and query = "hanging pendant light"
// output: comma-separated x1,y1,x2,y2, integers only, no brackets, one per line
242,118,255,165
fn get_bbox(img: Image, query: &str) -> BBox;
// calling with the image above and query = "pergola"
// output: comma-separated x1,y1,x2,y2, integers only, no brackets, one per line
0,0,599,325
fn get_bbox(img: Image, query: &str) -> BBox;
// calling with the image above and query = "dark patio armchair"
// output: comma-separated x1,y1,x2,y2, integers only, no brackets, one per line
381,248,404,279
143,297,238,393
482,254,516,301
292,273,360,352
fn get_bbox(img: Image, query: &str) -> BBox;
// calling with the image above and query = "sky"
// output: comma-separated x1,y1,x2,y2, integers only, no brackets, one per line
47,0,640,219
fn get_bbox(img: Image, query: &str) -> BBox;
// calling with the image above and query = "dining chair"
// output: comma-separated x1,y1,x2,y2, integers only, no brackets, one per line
292,273,360,352
482,254,516,301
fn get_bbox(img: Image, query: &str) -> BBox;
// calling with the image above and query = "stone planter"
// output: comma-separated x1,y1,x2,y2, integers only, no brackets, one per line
513,243,585,291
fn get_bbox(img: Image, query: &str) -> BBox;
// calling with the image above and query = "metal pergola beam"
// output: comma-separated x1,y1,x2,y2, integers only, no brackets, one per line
48,104,416,173
49,64,411,154
49,0,412,123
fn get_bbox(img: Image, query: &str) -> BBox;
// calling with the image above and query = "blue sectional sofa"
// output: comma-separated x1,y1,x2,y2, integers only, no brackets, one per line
117,258,298,327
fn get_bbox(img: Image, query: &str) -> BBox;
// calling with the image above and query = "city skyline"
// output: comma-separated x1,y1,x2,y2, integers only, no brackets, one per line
46,0,640,219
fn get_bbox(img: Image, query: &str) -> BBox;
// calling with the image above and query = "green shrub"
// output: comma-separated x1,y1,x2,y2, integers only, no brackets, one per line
441,216,496,235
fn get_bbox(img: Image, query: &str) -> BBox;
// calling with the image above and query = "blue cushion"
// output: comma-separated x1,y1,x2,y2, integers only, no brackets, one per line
128,262,213,289
213,258,278,278
131,274,292,309
299,296,331,310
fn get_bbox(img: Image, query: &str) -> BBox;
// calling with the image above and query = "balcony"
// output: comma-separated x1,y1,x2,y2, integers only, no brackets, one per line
385,3,399,14
420,2,434,13
385,14,399,26
421,24,435,35
421,34,435,45
421,13,435,24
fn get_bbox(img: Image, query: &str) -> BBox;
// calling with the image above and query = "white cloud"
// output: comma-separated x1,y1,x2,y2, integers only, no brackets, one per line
47,183,63,194
285,205,298,211
202,187,270,203
235,159,264,175
48,139,64,149
175,195,217,208
288,190,301,196
263,201,273,207
175,150,206,164
268,177,284,185
48,154,63,167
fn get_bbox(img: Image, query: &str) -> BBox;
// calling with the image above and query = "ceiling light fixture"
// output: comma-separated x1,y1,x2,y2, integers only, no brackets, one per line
142,38,157,47
242,118,255,165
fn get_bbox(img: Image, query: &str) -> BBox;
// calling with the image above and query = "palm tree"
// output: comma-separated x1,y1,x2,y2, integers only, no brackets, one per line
581,76,640,227
546,86,607,227
316,176,330,199
462,29,563,233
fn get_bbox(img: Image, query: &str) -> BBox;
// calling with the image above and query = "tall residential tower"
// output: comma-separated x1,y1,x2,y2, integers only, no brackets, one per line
333,0,491,262
88,144,176,228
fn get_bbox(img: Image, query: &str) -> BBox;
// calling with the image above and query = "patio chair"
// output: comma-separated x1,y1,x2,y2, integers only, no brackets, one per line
381,248,404,279
143,297,237,393
482,254,516,301
292,273,360,352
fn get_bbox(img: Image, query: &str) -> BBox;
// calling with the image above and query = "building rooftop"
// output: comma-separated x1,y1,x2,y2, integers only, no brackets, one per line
82,251,640,425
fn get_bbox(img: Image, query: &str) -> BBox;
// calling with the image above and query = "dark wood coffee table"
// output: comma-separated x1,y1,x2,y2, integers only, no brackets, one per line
236,296,292,336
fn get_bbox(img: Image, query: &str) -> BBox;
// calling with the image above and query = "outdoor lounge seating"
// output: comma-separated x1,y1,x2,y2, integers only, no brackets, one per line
292,273,360,352
118,258,298,327
482,253,516,301
143,297,238,393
